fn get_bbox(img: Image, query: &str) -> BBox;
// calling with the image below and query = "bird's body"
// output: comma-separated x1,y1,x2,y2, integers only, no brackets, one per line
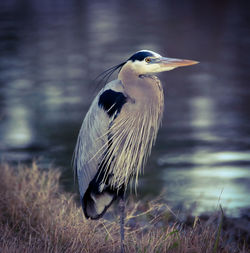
74,50,198,251
74,56,164,219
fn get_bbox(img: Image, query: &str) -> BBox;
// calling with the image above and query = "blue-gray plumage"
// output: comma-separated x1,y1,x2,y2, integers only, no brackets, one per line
73,49,198,251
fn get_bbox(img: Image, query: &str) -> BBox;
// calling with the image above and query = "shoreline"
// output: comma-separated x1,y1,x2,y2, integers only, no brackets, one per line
0,162,249,252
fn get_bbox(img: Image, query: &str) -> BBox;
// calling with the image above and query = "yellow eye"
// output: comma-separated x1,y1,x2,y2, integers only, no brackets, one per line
145,57,151,63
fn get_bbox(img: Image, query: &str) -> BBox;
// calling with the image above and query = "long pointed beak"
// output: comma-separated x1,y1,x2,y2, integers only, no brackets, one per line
159,57,199,68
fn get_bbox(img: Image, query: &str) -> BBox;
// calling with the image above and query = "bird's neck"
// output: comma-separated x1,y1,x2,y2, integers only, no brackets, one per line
118,64,161,104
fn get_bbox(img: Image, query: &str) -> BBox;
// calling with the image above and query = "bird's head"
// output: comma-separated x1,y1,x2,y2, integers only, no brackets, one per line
121,50,198,75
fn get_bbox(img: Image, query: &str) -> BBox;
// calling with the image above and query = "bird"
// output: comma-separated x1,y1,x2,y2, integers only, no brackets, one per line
73,50,198,252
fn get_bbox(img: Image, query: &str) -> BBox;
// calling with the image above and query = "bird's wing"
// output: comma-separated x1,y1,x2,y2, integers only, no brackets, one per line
73,79,127,218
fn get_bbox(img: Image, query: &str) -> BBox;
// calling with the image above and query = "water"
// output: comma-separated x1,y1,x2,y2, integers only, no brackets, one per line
0,0,250,217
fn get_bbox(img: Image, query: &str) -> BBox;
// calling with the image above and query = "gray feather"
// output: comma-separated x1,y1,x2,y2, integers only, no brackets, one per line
74,80,125,199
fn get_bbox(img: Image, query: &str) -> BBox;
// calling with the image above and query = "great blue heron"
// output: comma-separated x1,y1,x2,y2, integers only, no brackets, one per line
74,50,198,252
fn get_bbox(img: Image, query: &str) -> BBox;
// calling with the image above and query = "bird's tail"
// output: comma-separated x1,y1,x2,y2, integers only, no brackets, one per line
82,188,117,219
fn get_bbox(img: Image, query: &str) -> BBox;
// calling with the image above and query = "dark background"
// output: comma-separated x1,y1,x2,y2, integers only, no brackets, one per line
0,0,250,217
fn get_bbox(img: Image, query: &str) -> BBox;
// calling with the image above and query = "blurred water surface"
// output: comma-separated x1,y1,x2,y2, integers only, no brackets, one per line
0,0,250,216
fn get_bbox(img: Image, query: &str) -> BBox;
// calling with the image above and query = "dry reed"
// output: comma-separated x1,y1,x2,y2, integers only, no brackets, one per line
0,163,248,253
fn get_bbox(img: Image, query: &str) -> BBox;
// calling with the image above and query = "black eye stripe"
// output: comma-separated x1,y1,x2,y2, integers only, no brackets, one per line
128,51,155,62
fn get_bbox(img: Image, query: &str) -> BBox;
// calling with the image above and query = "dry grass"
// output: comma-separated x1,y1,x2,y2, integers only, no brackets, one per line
0,163,248,253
